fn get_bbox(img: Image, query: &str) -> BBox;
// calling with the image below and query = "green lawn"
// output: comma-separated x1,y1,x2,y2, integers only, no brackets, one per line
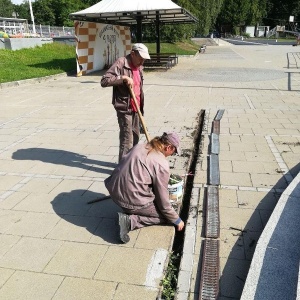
0,41,199,84
145,40,199,55
0,43,76,84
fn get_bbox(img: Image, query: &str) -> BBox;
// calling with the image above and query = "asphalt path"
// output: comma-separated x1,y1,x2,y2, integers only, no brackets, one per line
224,38,297,46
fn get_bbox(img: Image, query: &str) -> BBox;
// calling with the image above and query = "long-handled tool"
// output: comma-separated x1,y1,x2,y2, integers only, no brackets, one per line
128,85,151,142
87,195,111,204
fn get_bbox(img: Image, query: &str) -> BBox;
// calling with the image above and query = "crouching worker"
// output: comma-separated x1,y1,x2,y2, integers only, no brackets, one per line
104,132,185,243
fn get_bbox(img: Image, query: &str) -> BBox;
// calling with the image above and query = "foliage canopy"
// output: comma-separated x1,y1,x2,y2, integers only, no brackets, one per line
0,0,299,37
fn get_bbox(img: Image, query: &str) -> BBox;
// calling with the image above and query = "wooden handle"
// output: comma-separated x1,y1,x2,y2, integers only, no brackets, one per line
128,86,151,142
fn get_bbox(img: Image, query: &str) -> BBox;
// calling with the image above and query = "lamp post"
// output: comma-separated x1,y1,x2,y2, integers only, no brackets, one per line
28,0,36,35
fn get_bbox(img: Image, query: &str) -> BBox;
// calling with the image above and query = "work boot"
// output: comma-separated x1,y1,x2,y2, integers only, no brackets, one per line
118,212,131,243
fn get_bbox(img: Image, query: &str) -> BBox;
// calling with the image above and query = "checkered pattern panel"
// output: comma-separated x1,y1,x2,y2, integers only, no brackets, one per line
75,22,131,76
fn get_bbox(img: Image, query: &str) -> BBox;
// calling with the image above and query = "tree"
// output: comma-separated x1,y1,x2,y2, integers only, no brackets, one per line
13,2,31,21
0,0,15,18
217,0,268,34
32,0,55,25
50,0,85,26
265,0,300,28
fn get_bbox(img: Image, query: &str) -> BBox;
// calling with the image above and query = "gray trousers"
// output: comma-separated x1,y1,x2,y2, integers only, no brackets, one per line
122,202,168,230
117,111,139,163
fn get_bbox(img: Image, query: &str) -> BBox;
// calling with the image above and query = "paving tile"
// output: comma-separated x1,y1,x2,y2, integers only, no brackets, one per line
236,190,277,210
5,212,60,238
94,246,154,284
53,165,88,176
49,179,93,195
219,188,238,208
0,270,63,300
219,228,245,260
219,160,232,172
250,173,286,189
228,142,258,152
220,207,263,232
220,135,243,143
44,241,108,278
220,172,252,187
52,277,117,300
245,151,276,162
134,225,174,250
0,237,63,272
0,234,21,257
262,161,282,173
281,152,300,172
86,198,121,218
13,192,56,213
0,209,26,234
229,127,254,134
232,161,266,173
0,191,28,209
27,162,59,175
0,268,14,288
220,151,246,161
0,175,24,191
219,258,250,299
89,217,139,246
0,160,37,173
18,177,62,194
114,283,159,300
46,215,101,242
50,191,96,216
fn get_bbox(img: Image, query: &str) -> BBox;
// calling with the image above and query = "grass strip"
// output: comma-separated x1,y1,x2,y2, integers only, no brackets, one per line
0,40,199,84
0,43,76,84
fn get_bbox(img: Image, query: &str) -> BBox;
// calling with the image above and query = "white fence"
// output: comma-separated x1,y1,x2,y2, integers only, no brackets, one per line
0,18,75,37
29,24,75,37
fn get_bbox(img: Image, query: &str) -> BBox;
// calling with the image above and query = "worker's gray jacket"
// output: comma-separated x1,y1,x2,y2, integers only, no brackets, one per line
100,54,145,114
104,143,180,223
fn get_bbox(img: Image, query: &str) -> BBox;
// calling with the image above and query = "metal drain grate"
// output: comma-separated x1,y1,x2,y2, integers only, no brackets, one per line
209,154,220,186
214,109,225,121
211,133,219,154
206,185,220,238
199,239,220,300
212,120,220,134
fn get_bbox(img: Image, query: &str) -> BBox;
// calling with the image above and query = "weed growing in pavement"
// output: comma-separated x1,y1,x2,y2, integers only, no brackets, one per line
161,252,181,300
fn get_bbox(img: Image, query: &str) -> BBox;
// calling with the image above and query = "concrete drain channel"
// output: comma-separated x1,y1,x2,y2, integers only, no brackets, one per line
159,109,224,300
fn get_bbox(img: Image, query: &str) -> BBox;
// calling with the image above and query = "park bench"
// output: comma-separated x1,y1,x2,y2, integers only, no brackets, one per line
144,53,178,69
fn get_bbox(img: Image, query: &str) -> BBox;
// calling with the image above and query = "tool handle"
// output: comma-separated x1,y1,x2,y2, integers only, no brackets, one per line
87,195,111,204
129,86,151,142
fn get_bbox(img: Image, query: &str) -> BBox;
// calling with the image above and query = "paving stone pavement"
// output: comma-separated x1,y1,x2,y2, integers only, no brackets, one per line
0,41,299,299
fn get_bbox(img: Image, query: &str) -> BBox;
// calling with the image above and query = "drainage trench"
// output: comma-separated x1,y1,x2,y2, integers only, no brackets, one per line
160,109,206,299
173,109,205,254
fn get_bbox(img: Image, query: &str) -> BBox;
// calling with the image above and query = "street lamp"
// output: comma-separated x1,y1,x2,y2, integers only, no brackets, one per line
28,0,36,35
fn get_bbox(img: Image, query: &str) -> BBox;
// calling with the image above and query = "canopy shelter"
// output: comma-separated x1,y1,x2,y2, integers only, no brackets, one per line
70,0,197,53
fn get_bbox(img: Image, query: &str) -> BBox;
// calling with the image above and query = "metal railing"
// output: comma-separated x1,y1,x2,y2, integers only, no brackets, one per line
1,18,75,37
28,24,75,37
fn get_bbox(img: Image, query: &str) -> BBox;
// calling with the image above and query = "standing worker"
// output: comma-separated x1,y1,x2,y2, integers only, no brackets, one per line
101,43,150,162
104,132,185,243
